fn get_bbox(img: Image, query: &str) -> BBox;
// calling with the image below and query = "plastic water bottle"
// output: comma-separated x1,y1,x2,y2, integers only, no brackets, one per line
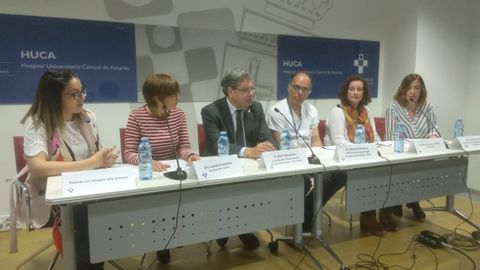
217,131,229,156
280,128,290,150
394,122,405,153
138,137,152,180
453,117,464,139
354,124,366,144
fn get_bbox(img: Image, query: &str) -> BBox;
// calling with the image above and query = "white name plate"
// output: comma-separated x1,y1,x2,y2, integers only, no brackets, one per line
451,136,480,151
407,138,446,154
261,148,308,171
334,144,379,162
62,166,137,197
191,155,242,182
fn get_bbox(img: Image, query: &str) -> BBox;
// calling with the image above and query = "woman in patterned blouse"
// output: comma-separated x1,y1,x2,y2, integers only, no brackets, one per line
385,73,439,224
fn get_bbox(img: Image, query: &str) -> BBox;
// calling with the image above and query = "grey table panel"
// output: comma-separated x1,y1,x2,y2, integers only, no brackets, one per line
346,156,468,214
88,176,303,263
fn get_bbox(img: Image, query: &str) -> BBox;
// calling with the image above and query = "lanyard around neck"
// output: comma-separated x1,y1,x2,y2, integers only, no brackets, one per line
288,103,302,137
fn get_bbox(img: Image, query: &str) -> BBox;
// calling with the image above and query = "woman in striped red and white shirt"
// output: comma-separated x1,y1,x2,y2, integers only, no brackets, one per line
124,73,200,172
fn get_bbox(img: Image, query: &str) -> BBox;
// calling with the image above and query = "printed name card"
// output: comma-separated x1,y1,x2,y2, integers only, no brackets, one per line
260,148,308,171
62,166,137,197
334,144,379,162
451,136,480,151
191,155,242,182
407,138,447,154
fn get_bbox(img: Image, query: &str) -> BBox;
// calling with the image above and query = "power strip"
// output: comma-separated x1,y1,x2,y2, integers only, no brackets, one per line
417,230,447,249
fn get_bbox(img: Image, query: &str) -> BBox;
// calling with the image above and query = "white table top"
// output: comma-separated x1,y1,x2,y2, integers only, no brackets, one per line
45,156,324,205
45,141,470,205
311,141,468,170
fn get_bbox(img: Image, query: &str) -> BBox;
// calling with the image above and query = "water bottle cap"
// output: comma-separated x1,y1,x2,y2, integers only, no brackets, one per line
140,137,149,142
220,131,227,135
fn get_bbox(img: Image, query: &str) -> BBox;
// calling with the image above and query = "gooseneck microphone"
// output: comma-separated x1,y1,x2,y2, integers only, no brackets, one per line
409,98,450,149
163,108,188,181
416,102,449,148
409,98,441,136
274,108,321,164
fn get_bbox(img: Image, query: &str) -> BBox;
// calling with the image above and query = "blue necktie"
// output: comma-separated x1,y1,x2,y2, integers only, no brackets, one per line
235,109,245,146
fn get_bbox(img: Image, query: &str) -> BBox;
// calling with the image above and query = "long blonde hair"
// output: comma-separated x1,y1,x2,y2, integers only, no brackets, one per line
21,70,86,154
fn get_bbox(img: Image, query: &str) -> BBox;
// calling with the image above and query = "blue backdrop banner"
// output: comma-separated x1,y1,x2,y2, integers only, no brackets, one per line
277,35,379,99
0,14,136,103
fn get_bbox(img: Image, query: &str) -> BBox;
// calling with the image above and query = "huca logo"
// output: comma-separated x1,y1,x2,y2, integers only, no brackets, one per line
20,50,56,60
283,60,303,67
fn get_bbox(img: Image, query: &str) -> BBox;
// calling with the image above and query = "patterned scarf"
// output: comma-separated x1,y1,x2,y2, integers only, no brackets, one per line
343,105,375,143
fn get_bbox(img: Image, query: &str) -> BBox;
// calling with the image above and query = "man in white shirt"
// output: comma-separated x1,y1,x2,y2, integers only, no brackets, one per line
267,71,346,232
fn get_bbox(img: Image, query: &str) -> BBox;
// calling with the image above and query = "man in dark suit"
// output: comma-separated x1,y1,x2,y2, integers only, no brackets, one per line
201,68,276,158
201,68,276,250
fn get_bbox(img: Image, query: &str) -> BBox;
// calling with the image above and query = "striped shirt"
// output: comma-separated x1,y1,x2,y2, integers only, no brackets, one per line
385,100,439,140
124,106,194,165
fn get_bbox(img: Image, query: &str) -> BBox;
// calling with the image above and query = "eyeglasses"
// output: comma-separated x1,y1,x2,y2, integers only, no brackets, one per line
234,87,255,95
62,89,87,100
290,84,311,95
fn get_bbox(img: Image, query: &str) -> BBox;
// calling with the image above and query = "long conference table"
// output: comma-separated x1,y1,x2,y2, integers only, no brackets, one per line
45,142,478,269
45,157,322,269
310,142,477,239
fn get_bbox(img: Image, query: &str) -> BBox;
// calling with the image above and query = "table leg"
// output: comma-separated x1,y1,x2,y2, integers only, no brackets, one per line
61,205,77,270
312,173,347,269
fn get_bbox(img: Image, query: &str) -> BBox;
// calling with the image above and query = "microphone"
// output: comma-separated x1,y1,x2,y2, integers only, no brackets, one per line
428,119,443,139
163,108,188,181
274,108,321,164
417,105,449,149
408,98,437,134
417,105,442,137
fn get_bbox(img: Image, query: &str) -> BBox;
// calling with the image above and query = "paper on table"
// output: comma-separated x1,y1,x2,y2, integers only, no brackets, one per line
62,166,137,196
162,159,190,172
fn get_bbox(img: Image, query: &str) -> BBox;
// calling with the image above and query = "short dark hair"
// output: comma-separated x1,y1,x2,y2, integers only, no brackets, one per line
394,73,427,107
290,70,312,85
338,75,372,107
221,68,249,96
142,73,180,107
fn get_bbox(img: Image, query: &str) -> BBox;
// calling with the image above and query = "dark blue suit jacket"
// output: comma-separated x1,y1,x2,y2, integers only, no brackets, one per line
201,97,275,156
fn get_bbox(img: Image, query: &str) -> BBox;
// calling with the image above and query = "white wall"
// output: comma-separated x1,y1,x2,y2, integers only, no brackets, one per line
465,0,480,191
382,4,419,111
416,0,472,137
414,0,479,190
0,0,478,216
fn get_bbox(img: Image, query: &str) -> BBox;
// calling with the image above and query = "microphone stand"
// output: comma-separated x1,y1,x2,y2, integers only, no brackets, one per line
274,108,321,164
274,107,347,269
417,104,449,149
163,109,188,181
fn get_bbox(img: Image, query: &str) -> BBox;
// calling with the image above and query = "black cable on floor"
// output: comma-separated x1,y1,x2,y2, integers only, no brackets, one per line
145,178,184,270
